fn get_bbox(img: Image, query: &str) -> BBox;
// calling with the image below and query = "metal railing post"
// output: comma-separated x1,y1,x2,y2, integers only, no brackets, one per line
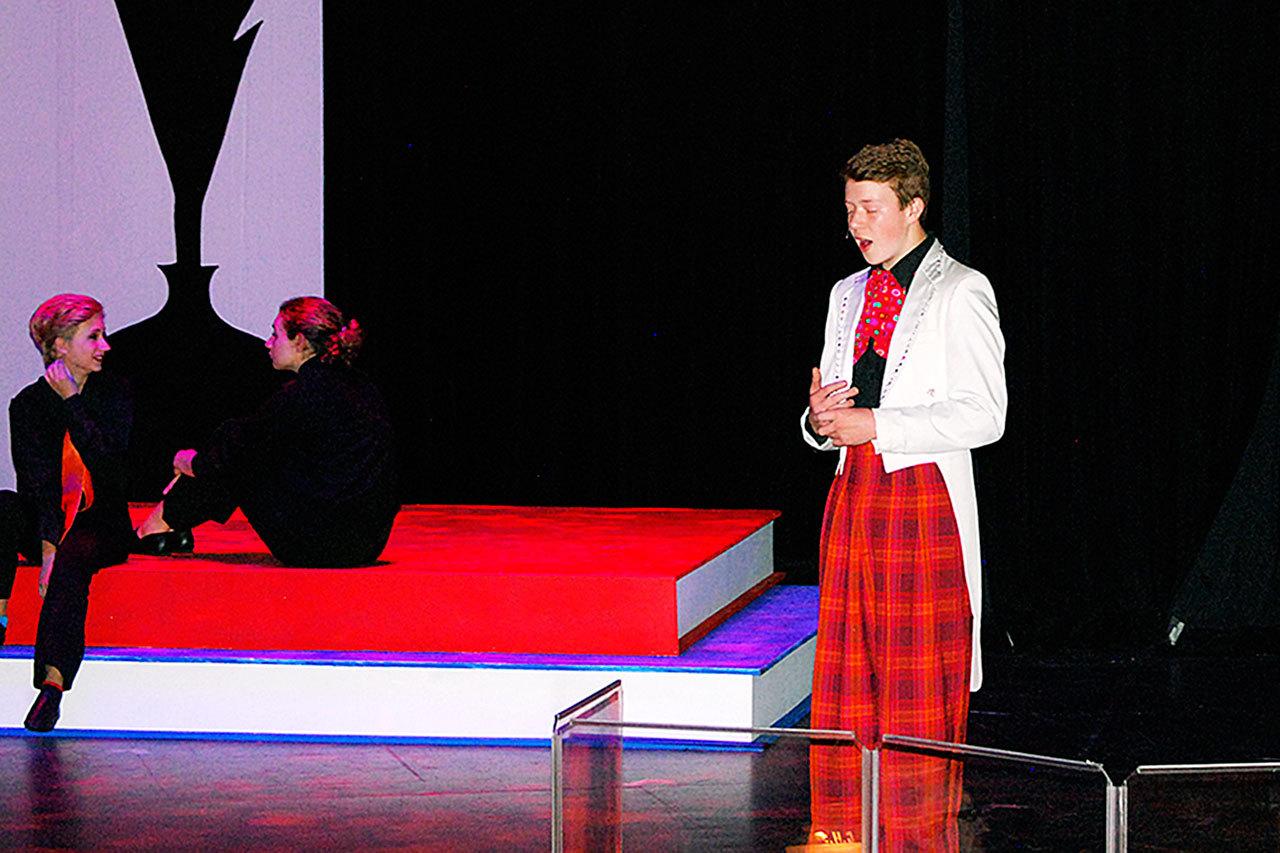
550,680,623,853
862,745,880,852
551,726,565,853
1105,780,1127,853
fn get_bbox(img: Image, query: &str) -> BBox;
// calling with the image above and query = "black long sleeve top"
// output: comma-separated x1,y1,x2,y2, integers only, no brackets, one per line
192,357,399,535
9,372,134,546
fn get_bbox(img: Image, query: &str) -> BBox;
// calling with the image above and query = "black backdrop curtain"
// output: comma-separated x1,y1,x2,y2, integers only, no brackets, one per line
949,1,1280,645
323,2,1280,650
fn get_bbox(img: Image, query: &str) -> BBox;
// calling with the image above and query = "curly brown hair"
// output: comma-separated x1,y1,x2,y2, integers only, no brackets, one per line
840,138,930,214
278,296,364,366
28,294,104,366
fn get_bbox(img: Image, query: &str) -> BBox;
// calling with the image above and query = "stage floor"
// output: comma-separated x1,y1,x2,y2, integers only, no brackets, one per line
1,647,1276,851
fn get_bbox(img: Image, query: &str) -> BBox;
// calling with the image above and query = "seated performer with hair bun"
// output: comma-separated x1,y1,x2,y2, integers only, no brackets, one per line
1,294,133,732
134,296,399,567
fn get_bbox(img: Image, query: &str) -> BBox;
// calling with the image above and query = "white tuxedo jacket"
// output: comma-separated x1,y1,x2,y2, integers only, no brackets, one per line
802,240,1007,690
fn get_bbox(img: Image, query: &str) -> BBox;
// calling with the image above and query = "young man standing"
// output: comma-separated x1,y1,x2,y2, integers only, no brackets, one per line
802,139,1006,847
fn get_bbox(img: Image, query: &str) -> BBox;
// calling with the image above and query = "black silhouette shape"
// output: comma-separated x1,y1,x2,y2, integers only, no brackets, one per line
1170,309,1280,638
109,1,283,497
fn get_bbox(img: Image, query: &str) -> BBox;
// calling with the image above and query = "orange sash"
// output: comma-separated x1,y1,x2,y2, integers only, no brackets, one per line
60,431,94,542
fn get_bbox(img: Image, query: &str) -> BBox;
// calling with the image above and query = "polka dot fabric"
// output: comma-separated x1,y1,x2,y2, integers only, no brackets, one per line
853,267,905,359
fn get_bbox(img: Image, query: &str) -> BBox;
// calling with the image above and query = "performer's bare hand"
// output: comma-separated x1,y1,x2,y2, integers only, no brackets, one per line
38,541,56,599
808,368,858,430
44,359,80,399
173,449,197,478
812,406,877,447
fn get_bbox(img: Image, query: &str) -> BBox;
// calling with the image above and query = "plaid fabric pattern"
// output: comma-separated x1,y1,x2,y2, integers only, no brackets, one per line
810,442,972,850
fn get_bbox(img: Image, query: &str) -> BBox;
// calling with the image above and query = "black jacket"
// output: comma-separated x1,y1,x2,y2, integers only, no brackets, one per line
9,372,133,547
194,358,399,539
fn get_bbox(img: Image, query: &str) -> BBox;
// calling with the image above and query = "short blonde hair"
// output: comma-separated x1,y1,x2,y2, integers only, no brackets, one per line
28,294,104,366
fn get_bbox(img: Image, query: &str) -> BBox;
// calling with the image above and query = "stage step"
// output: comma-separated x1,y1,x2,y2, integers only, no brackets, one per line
0,586,817,744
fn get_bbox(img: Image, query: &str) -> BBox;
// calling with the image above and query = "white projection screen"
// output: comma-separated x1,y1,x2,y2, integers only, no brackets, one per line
0,0,322,488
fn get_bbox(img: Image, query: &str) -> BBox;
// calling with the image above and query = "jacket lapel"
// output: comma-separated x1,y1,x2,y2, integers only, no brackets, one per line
834,269,870,384
880,240,946,396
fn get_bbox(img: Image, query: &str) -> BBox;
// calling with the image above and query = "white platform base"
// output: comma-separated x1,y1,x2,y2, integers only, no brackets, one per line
0,586,819,744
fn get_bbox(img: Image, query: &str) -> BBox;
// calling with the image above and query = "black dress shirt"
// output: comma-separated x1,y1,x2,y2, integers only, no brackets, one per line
9,372,133,547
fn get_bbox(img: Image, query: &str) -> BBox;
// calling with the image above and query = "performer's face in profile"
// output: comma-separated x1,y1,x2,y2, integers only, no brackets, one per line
55,313,110,377
844,178,924,270
265,313,311,372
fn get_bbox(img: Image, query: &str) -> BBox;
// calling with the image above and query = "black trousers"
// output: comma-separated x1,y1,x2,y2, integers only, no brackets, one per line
1,490,129,690
163,471,392,568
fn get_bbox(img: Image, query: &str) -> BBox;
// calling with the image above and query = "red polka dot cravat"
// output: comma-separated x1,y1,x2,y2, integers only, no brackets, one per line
853,267,906,359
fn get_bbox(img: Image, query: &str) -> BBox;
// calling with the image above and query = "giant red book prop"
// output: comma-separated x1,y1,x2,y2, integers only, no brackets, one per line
5,505,779,656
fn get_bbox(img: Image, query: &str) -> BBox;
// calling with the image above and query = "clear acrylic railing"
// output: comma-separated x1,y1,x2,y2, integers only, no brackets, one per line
877,734,1117,851
552,682,1130,851
1120,762,1280,850
552,680,866,851
554,684,1280,850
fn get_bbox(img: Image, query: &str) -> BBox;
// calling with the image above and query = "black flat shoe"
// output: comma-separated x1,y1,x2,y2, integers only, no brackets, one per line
133,529,195,556
24,684,62,733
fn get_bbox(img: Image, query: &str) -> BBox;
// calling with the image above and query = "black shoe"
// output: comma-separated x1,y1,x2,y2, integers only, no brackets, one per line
0,622,6,645
24,684,62,732
133,529,195,556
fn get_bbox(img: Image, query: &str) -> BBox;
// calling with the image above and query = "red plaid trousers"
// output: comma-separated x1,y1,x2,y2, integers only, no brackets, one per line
810,442,971,850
